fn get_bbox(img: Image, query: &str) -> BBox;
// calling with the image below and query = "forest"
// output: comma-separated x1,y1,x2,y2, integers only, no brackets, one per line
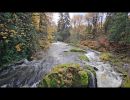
0,12,130,87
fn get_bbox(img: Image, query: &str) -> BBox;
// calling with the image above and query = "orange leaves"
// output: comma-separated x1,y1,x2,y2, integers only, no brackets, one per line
0,29,17,39
80,40,100,50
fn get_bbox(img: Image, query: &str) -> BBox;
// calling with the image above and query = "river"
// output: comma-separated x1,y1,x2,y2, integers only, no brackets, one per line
0,41,122,87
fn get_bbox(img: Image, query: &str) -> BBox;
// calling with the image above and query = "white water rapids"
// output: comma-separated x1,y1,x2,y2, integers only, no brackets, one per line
85,50,122,87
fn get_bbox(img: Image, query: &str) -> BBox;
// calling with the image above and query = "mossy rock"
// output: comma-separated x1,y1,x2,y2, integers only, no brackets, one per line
100,52,112,61
79,55,89,62
78,71,88,86
38,63,90,87
70,48,86,53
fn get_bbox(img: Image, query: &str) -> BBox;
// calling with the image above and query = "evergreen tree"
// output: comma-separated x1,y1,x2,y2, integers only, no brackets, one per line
57,13,64,32
63,13,71,41
57,13,71,42
104,13,115,34
107,13,130,45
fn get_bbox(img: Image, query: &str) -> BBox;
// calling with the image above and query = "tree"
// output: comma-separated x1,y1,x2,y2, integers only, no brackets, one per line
85,13,93,34
91,13,99,34
57,13,71,42
46,13,56,43
57,13,64,32
0,13,37,66
104,13,115,33
62,13,71,41
108,13,130,45
71,15,85,40
39,13,48,36
0,12,53,66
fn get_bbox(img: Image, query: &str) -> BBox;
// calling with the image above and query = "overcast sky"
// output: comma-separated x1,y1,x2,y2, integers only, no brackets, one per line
53,13,85,24
52,13,106,25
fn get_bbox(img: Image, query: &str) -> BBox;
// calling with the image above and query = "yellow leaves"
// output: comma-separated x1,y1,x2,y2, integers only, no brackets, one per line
3,36,7,39
15,44,22,52
38,38,50,49
0,29,17,39
10,30,15,33
0,32,8,36
32,13,40,31
10,30,17,35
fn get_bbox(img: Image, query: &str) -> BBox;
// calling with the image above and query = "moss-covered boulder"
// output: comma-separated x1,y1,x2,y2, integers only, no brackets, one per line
100,52,112,61
38,63,92,87
79,55,89,62
70,48,86,53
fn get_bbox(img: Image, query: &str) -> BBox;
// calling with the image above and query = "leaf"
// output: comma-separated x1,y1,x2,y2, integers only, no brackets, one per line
15,44,22,52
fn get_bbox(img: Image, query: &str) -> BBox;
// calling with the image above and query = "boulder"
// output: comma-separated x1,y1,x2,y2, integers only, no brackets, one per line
38,63,95,87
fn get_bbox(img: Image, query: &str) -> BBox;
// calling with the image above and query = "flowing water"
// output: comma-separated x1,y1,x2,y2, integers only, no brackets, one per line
85,50,122,87
0,41,122,87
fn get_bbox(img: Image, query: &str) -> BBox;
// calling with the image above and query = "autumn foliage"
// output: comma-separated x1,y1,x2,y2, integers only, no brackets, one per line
0,13,53,67
80,36,110,52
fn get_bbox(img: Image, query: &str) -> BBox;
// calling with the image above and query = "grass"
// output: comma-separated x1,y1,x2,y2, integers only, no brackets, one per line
70,48,86,53
79,55,89,62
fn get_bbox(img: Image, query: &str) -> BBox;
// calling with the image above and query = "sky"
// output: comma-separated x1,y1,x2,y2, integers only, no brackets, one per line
53,13,85,24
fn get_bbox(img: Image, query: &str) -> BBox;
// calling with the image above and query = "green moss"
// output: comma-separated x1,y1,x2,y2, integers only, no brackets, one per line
53,63,81,70
100,52,112,61
79,55,89,61
39,72,64,87
38,63,91,87
85,65,96,77
70,48,86,53
78,71,88,86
